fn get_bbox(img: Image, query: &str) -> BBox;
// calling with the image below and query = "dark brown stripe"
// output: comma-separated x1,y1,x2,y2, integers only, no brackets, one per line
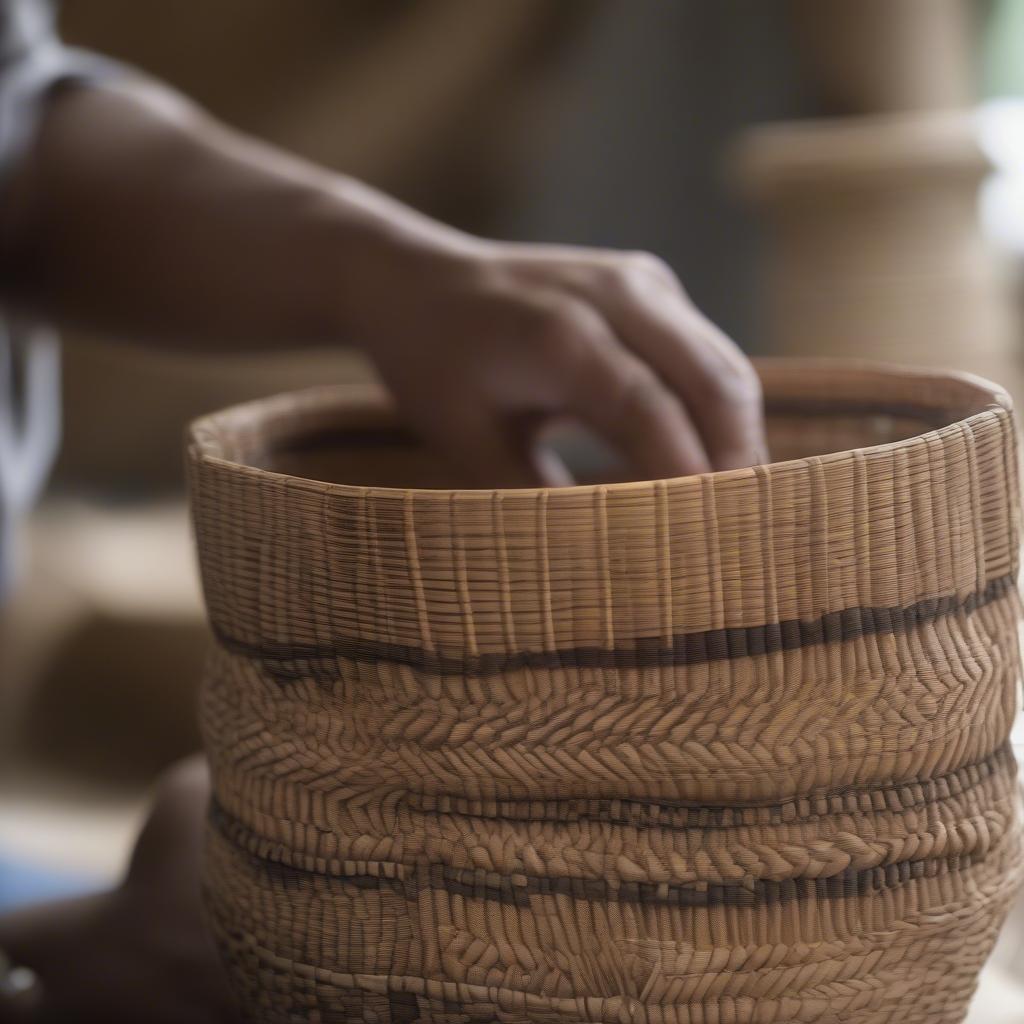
212,572,1016,681
209,742,1013,909
211,798,990,909
418,855,984,909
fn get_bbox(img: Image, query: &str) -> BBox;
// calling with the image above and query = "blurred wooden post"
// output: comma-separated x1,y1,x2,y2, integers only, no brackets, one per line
786,0,976,113
734,0,1020,396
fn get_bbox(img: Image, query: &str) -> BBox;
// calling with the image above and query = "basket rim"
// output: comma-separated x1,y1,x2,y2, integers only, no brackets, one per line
187,357,1014,500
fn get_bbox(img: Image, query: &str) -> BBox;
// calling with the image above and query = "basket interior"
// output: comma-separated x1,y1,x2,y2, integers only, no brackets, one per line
251,405,965,489
207,364,1001,489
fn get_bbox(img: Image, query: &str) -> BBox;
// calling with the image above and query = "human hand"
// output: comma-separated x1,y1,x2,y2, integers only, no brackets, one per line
8,77,764,484
356,238,766,487
0,756,238,1024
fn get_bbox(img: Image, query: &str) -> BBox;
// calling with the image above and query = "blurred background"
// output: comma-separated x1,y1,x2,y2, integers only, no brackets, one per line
1,0,1024,1018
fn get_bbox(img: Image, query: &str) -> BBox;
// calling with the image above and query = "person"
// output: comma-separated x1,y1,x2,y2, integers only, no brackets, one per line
0,1,765,1020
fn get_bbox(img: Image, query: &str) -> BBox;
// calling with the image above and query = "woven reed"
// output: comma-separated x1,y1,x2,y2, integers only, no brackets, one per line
189,359,1024,1024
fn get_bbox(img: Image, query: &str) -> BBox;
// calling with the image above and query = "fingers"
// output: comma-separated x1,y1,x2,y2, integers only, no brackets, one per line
582,252,767,471
376,246,764,487
576,354,712,478
535,299,713,479
408,291,710,486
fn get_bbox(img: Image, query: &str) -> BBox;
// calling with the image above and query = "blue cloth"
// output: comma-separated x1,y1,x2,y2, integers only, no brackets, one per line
0,853,104,911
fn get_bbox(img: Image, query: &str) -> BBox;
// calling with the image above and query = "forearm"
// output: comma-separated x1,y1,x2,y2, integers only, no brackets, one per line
0,73,766,482
0,78,476,351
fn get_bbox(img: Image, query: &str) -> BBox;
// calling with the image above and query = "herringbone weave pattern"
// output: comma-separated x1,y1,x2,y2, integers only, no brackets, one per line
189,361,1024,1024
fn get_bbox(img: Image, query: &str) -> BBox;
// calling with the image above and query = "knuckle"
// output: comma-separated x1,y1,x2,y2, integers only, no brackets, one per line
620,250,680,292
532,298,601,364
707,360,762,409
629,250,673,278
595,250,686,303
508,297,563,350
613,364,667,421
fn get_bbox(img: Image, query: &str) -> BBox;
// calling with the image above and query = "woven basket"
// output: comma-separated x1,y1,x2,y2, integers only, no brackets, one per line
189,359,1024,1024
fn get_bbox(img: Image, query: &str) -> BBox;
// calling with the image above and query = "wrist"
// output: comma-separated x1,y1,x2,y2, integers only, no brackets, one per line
315,179,491,350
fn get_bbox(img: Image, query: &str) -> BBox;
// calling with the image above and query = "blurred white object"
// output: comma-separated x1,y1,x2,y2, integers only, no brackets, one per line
978,97,1024,254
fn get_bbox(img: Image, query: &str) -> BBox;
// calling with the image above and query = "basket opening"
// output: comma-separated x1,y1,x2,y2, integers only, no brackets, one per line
196,363,1004,489
248,404,952,489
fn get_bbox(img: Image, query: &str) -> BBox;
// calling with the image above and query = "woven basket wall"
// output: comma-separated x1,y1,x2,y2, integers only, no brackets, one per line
189,360,1024,1024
